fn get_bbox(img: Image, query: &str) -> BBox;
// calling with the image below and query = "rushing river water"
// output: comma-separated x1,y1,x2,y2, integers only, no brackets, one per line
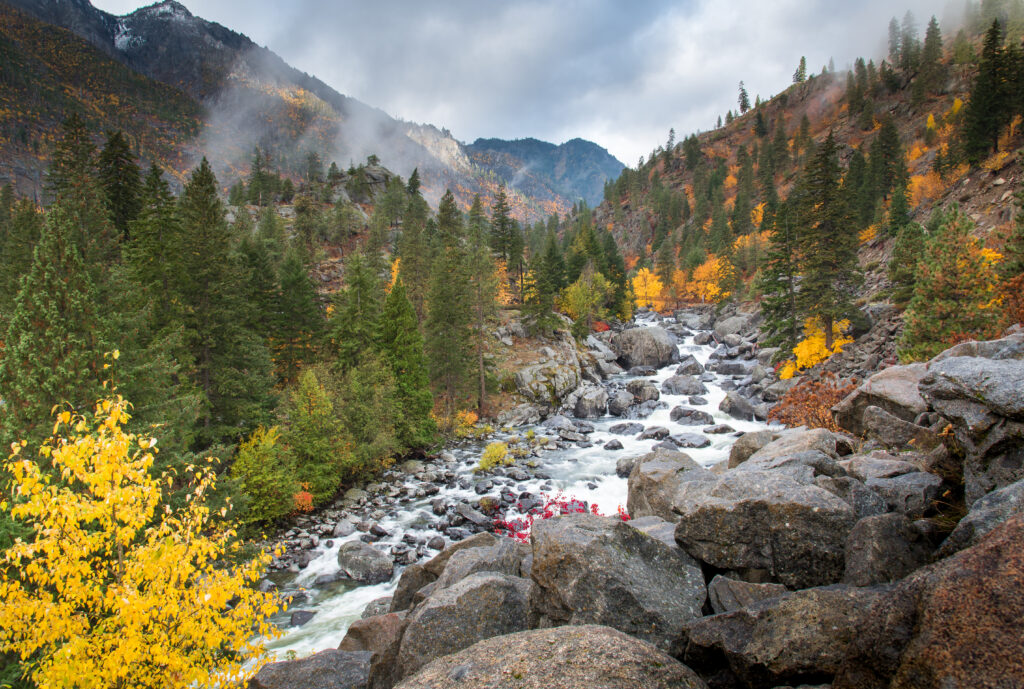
261,316,773,659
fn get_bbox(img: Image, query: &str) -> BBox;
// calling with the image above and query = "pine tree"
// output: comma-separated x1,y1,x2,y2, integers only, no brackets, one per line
398,192,432,323
794,56,807,83
381,276,436,449
329,250,383,371
426,191,472,416
963,20,1011,164
97,130,141,241
490,186,514,263
126,165,181,324
275,247,323,384
0,203,108,451
899,206,1002,360
738,81,751,114
407,168,421,195
888,221,925,305
870,116,904,200
256,206,288,266
796,132,860,350
282,367,350,504
915,16,946,98
757,200,801,357
466,196,498,413
0,199,42,314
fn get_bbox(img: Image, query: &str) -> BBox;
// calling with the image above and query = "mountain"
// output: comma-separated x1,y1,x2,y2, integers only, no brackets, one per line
466,138,624,207
0,0,624,220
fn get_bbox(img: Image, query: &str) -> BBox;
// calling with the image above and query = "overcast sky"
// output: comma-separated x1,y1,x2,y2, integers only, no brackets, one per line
93,0,958,164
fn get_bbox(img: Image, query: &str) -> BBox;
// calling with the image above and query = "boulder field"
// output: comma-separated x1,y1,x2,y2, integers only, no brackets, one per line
251,326,1024,689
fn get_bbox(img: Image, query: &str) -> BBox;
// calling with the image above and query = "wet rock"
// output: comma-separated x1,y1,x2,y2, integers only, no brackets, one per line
717,361,752,376
689,395,708,405
627,447,713,522
626,400,669,419
673,471,856,588
611,326,680,369
574,386,609,418
843,513,933,586
668,433,711,449
626,379,661,402
937,476,1024,557
361,597,393,619
670,406,715,426
866,471,943,518
249,649,372,689
832,363,929,437
514,360,581,409
496,403,543,427
719,392,757,421
529,513,706,650
455,503,491,528
833,514,1024,689
604,439,625,452
706,575,789,614
289,610,316,627
676,355,705,375
615,453,636,477
397,573,531,679
638,426,671,440
333,519,356,538
339,612,408,689
682,585,888,689
607,390,634,416
337,541,394,585
391,534,498,612
628,365,658,376
662,375,708,396
694,332,714,346
393,625,708,689
727,430,780,468
703,424,735,434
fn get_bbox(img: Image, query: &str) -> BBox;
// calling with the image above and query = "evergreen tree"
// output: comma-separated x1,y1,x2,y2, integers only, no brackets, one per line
756,201,801,357
963,20,1012,164
256,206,288,266
870,116,904,200
738,81,751,114
753,110,768,137
407,168,421,195
329,250,383,371
915,16,946,98
97,130,141,241
888,221,925,305
126,165,181,324
466,196,499,413
426,191,472,416
524,231,564,335
0,199,42,314
282,367,350,505
228,181,247,206
796,132,860,350
794,56,807,83
398,192,431,322
1000,190,1024,281
247,148,272,206
655,233,676,287
382,276,436,449
274,247,323,385
490,186,514,263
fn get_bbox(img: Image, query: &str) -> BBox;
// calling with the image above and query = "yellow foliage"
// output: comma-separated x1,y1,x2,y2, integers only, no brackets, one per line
680,255,732,304
0,398,281,688
907,143,926,162
948,98,963,117
778,319,853,379
859,224,879,245
387,257,401,293
632,267,665,310
909,171,946,206
982,150,1011,172
751,202,765,228
926,113,937,131
476,442,513,472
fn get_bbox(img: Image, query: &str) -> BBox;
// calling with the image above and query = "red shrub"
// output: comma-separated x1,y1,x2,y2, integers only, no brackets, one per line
494,492,630,542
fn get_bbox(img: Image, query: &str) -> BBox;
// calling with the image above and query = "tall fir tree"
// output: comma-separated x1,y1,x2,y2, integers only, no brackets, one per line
398,192,432,323
97,130,141,241
963,20,1012,164
465,196,499,414
329,249,383,371
888,221,925,306
757,201,801,358
274,247,324,384
0,200,43,315
381,276,436,449
490,186,514,263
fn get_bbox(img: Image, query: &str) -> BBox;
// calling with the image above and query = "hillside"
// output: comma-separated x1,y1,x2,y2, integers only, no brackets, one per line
0,0,624,220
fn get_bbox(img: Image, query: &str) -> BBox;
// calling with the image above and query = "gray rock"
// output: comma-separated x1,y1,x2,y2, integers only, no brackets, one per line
670,406,715,426
668,433,712,449
928,332,1024,363
455,502,490,528
717,361,752,376
662,375,708,396
361,597,394,619
337,541,394,584
514,360,581,408
542,414,577,432
397,573,531,678
289,610,316,627
703,424,735,434
607,390,634,417
707,574,789,614
638,426,670,440
832,363,929,437
937,476,1024,557
747,428,853,464
626,379,661,402
676,355,705,375
249,649,372,689
496,403,543,426
719,391,757,421
714,315,752,339
615,453,636,477
866,471,943,518
611,326,680,369
814,476,889,520
333,519,356,538
627,448,713,521
728,430,780,468
838,452,919,482
673,471,857,588
609,421,645,435
433,538,525,590
529,513,706,650
762,378,796,402
843,513,932,586
574,386,609,418
863,405,940,450
604,439,625,451
391,533,498,612
735,449,845,484
682,585,888,689
393,625,708,689
919,354,1024,504
339,611,408,689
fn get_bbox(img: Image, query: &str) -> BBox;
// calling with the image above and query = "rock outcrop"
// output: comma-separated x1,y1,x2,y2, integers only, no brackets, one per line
611,326,680,369
627,448,713,522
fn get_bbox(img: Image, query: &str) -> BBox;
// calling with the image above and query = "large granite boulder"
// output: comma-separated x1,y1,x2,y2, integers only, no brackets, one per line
627,448,714,521
714,314,753,339
338,613,408,689
390,533,497,612
719,392,758,421
706,575,789,615
337,542,394,584
611,326,680,369
673,472,857,588
433,537,527,590
397,573,531,678
573,385,609,418
834,514,1024,689
627,378,661,402
529,513,706,650
662,375,709,396
607,389,634,416
514,360,581,408
837,452,919,482
746,428,853,464
832,363,929,437
727,430,780,468
843,513,933,586
919,354,1024,504
681,585,889,689
865,471,943,519
734,449,845,484
394,625,708,689
937,476,1024,557
249,649,372,689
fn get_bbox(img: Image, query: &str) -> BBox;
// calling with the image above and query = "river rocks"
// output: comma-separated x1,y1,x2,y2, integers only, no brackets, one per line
735,449,845,484
865,471,943,518
627,448,713,521
937,476,1024,557
391,533,498,612
616,454,637,478
337,541,394,584
677,354,705,375
397,573,532,678
813,476,888,520
706,575,789,614
728,430,779,468
681,585,889,689
671,406,715,426
626,378,661,402
833,514,1024,689
339,612,408,689
862,405,940,450
333,519,356,537
638,426,671,440
607,390,634,416
843,513,933,586
662,375,708,396
832,363,929,437
611,326,680,369
394,625,709,689
529,513,706,650
513,360,580,408
919,354,1024,504
496,403,543,427
714,315,753,339
249,649,372,689
669,433,712,449
604,439,624,451
610,421,644,435
673,472,857,588
837,452,918,482
719,392,758,421
433,537,526,590
573,386,608,418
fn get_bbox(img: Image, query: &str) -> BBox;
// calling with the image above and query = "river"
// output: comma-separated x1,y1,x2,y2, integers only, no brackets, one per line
260,313,773,659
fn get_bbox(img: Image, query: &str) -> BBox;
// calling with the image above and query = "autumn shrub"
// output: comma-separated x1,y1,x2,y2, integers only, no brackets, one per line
493,493,630,542
777,318,853,379
767,372,857,432
1001,274,1024,326
230,425,298,525
476,441,513,473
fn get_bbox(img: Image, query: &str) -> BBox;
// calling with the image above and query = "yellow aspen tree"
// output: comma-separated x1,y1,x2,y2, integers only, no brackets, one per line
0,397,282,688
632,267,664,309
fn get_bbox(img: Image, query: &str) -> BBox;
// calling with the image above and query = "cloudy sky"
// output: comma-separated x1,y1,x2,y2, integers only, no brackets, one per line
93,0,957,164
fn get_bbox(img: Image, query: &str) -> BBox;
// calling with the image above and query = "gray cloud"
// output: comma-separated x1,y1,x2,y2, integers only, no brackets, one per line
94,0,959,164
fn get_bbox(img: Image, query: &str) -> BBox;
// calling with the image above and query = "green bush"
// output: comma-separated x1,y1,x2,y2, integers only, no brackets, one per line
231,425,297,525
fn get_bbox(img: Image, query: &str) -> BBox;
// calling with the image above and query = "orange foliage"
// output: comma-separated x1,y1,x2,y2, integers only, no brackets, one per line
767,372,857,432
909,172,946,206
633,267,665,310
859,224,879,245
292,484,314,513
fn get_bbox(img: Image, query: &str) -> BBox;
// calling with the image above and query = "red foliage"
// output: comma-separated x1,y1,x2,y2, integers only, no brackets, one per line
494,492,630,543
767,371,857,432
592,320,611,333
292,484,314,513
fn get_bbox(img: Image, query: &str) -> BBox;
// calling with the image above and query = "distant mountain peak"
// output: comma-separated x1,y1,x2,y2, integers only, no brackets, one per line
130,0,193,20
